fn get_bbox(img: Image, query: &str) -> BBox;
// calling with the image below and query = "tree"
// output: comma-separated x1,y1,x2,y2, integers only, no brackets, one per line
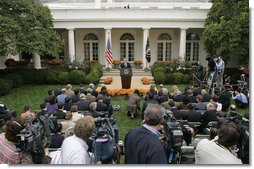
202,0,249,64
0,0,63,58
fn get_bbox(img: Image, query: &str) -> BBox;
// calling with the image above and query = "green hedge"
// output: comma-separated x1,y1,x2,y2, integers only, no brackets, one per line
172,72,183,84
4,73,23,88
0,79,12,96
0,62,103,96
154,72,166,84
58,72,70,85
69,69,87,84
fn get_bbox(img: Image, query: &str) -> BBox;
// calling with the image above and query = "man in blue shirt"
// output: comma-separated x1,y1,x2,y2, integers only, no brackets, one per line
215,56,225,87
232,90,248,108
124,104,168,164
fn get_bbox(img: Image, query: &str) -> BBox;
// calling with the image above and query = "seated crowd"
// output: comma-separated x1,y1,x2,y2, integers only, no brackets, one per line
0,82,249,164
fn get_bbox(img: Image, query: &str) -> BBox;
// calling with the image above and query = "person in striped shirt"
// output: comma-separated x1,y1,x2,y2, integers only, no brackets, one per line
0,117,33,164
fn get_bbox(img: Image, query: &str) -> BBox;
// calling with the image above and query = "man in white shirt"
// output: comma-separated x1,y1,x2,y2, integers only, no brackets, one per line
61,116,95,164
195,122,242,164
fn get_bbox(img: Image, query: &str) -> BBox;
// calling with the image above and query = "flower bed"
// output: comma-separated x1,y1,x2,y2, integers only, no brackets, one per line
141,77,150,85
47,59,62,65
104,77,113,84
107,88,149,96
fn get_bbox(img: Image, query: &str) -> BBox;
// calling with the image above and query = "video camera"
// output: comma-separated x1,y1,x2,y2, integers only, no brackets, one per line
16,111,56,163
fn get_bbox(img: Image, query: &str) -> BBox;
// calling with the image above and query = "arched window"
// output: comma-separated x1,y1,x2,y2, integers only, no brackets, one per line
119,33,135,61
185,33,200,61
157,33,173,61
83,33,99,61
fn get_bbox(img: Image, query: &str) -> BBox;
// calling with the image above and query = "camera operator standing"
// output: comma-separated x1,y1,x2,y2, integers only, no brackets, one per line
215,56,225,88
0,117,33,164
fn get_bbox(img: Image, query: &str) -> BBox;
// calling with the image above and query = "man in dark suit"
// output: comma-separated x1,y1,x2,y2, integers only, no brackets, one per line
200,102,218,132
76,93,90,111
187,104,202,122
120,58,131,68
53,103,66,119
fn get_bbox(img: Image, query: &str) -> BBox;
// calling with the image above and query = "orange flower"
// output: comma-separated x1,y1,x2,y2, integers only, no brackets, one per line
112,60,121,65
104,77,113,84
139,89,149,95
47,59,62,65
134,60,143,65
141,77,150,85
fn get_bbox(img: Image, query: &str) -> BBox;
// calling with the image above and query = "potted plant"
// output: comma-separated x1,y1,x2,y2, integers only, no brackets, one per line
133,60,143,69
112,60,121,69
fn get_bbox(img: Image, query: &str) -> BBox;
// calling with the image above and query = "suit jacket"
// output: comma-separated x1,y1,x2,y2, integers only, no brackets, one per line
202,94,211,102
170,108,182,120
86,94,97,102
71,95,80,103
120,62,131,68
158,95,169,104
96,102,108,112
187,110,202,122
91,90,98,98
201,110,218,128
76,99,90,111
53,110,66,119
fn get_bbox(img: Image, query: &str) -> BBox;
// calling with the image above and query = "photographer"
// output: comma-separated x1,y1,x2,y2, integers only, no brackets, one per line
195,122,242,164
0,117,33,164
231,89,248,109
215,56,225,87
124,104,167,164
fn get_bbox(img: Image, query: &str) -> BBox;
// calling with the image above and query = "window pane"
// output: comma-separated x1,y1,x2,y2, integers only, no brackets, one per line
120,42,126,61
192,42,199,61
157,43,163,61
128,43,134,61
84,43,90,61
185,42,191,61
165,42,172,61
92,42,98,61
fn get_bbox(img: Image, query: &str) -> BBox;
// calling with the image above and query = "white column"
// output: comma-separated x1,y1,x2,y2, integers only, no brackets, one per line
68,28,75,63
179,28,187,60
33,53,41,69
105,28,112,69
95,0,101,8
143,28,149,69
0,56,6,69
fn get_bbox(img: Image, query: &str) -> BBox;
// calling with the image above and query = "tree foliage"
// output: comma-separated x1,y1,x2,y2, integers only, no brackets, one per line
0,0,64,57
202,0,249,64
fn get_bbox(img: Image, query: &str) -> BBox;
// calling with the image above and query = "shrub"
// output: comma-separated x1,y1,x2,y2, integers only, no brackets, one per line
151,63,166,74
85,72,100,84
4,73,23,88
33,71,45,84
153,67,166,75
153,72,165,84
69,69,86,84
58,72,70,85
172,72,184,84
44,71,59,84
165,74,174,84
16,69,34,84
182,74,191,84
0,79,12,96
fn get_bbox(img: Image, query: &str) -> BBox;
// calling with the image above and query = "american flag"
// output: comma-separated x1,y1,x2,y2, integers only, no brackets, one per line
105,37,113,64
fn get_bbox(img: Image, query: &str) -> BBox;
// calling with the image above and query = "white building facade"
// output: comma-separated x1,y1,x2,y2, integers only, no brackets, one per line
47,0,213,68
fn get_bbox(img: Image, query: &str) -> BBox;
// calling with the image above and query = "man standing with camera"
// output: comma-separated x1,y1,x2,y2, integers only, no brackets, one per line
124,104,167,164
215,55,225,88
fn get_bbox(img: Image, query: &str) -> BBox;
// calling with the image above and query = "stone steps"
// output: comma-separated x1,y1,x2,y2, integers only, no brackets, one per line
99,68,154,84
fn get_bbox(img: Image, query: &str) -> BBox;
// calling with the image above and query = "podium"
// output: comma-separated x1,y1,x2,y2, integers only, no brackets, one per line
120,68,132,89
